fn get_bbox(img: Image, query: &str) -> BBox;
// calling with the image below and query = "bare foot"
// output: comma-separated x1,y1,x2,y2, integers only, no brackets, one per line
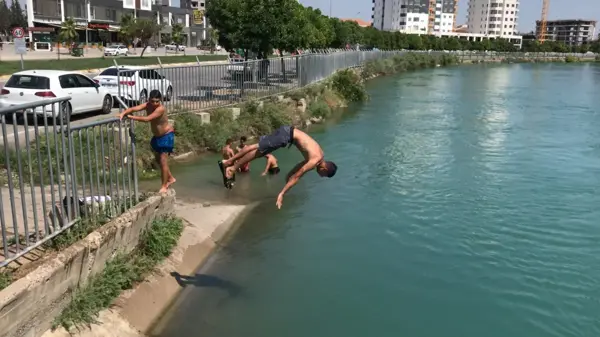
158,186,168,194
167,177,177,188
225,166,236,179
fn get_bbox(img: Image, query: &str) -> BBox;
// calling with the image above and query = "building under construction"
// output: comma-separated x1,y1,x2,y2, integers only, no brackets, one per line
535,19,597,46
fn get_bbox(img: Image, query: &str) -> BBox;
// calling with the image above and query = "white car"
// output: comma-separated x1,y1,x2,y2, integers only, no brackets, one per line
93,66,173,104
0,70,114,123
104,44,129,57
165,44,185,52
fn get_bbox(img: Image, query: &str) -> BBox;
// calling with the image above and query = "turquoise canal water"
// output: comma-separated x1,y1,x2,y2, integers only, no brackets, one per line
153,63,600,337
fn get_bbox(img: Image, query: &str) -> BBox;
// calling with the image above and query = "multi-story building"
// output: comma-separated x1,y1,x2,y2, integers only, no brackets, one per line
535,19,596,46
371,0,457,34
466,0,519,37
25,0,210,47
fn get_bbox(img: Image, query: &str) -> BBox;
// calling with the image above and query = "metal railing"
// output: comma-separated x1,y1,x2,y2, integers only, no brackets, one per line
111,49,596,112
0,97,137,267
113,50,404,112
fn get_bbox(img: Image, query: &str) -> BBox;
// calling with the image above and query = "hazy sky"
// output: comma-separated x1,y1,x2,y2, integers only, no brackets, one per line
299,0,600,33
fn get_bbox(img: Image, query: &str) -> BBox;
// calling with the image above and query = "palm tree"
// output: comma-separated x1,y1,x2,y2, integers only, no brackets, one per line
119,13,135,51
209,28,218,54
58,17,78,59
171,23,185,54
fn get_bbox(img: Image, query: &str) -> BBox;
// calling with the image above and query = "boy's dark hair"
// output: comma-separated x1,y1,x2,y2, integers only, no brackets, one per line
225,138,233,145
240,136,247,142
149,90,162,100
325,161,337,178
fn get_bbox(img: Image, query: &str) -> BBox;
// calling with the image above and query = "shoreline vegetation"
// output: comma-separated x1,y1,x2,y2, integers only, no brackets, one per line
134,52,460,178
53,214,184,331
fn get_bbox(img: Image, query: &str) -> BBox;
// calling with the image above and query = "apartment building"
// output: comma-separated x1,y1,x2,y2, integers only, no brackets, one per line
25,0,210,47
371,0,457,34
535,19,596,46
466,0,519,37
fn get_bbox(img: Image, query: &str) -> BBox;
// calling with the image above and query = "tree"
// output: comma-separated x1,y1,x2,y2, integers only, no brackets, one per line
130,19,162,57
119,13,135,47
207,0,293,59
9,0,26,29
0,0,10,36
171,23,185,54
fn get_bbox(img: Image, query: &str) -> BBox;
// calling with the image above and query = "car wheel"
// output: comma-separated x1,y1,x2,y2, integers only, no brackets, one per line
101,95,113,114
165,86,173,101
139,90,148,104
59,102,72,125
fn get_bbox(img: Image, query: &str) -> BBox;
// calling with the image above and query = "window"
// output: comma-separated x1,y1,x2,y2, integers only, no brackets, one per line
75,75,96,87
59,75,78,89
6,75,50,89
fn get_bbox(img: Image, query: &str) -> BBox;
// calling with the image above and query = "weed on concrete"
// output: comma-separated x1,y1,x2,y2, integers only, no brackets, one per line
0,271,11,290
53,214,184,331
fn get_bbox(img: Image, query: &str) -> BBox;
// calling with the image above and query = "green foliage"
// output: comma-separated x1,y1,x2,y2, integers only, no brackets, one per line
54,215,184,331
119,15,162,57
565,55,578,63
8,0,26,30
330,69,367,103
0,271,11,290
0,0,10,36
171,23,185,48
58,18,78,45
308,99,332,118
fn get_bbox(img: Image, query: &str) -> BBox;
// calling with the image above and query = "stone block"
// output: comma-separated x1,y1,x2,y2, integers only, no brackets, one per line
297,98,307,114
195,112,210,124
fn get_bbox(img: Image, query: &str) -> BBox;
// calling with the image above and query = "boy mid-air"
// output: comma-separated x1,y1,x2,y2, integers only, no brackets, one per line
118,90,175,193
218,125,337,209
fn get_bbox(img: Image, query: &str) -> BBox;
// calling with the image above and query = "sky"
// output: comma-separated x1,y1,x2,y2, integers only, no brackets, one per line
299,0,600,33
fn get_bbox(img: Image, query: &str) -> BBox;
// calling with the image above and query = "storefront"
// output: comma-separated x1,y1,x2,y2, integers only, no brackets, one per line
27,26,56,51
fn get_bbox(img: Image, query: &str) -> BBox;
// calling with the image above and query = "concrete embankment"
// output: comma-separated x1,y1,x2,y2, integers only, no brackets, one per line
40,200,254,337
0,189,254,337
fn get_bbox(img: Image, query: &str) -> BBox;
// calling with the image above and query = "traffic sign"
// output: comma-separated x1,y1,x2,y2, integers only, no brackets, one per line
12,27,25,39
14,38,26,55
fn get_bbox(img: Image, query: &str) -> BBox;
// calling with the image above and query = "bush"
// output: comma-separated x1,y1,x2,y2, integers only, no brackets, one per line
308,99,332,118
565,55,578,63
331,69,368,103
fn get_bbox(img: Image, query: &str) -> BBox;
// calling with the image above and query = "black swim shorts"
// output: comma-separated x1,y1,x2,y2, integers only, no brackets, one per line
268,167,281,175
257,125,294,155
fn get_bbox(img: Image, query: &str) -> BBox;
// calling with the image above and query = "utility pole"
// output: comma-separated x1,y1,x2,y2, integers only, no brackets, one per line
329,0,332,17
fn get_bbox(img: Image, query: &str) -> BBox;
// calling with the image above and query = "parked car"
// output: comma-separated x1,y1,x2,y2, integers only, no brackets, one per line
104,44,129,57
165,44,185,52
0,70,114,123
93,66,173,104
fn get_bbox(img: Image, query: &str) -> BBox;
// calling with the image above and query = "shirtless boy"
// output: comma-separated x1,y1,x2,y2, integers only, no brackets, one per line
218,125,337,209
222,138,235,160
118,90,175,193
261,154,280,176
236,136,251,173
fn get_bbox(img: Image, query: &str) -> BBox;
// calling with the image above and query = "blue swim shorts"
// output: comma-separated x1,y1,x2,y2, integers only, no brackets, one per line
150,131,175,154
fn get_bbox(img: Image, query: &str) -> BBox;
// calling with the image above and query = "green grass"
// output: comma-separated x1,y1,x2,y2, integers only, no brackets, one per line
0,54,227,75
53,214,184,331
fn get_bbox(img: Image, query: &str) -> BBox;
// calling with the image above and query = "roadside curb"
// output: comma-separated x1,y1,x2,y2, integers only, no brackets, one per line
0,60,229,81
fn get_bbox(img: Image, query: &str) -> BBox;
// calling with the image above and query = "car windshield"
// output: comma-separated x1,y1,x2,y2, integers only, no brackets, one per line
107,45,120,48
5,75,50,89
99,68,134,77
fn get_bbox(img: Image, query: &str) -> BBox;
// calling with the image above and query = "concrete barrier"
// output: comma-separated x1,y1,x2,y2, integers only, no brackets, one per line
195,112,210,124
0,191,176,337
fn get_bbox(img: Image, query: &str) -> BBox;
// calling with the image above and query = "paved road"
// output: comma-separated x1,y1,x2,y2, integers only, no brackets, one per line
0,45,228,61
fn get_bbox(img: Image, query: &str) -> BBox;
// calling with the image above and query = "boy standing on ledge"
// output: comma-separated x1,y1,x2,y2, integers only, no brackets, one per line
118,90,176,193
219,125,337,209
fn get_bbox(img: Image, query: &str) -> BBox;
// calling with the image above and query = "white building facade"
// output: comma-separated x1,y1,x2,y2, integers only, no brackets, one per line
372,0,457,34
467,0,519,37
